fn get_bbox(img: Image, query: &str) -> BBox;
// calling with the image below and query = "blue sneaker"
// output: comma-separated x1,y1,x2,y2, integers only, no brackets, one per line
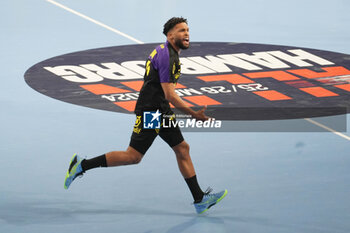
194,188,228,214
64,153,84,189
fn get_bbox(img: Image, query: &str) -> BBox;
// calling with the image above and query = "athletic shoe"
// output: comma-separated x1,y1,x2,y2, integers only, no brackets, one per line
64,153,84,189
194,188,227,214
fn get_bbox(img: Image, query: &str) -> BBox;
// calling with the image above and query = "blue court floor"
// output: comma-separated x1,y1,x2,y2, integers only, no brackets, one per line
1,0,350,232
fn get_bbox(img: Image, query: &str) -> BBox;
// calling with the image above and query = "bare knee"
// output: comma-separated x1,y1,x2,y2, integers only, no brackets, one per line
127,147,143,164
173,141,190,159
129,153,142,164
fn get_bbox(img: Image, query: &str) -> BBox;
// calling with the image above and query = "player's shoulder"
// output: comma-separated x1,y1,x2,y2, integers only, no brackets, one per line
155,42,169,54
150,42,170,61
158,43,166,49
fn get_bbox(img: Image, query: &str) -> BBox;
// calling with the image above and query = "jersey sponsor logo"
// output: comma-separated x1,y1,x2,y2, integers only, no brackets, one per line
24,42,350,120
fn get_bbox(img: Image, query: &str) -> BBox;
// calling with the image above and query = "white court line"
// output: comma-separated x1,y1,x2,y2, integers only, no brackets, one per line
46,0,144,44
46,0,350,141
304,118,350,141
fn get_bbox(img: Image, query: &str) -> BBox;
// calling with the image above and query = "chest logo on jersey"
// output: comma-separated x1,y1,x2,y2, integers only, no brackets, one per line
24,42,350,120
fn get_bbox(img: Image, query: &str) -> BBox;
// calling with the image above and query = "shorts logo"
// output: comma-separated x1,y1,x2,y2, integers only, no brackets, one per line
143,110,161,129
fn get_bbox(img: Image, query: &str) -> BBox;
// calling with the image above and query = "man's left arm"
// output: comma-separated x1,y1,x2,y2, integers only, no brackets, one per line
161,82,208,121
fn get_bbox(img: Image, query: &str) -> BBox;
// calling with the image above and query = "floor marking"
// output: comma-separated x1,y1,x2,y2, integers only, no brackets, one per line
46,0,144,44
304,118,350,141
46,0,349,141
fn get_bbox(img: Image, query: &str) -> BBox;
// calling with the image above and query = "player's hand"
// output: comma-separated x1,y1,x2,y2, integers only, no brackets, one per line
193,105,210,121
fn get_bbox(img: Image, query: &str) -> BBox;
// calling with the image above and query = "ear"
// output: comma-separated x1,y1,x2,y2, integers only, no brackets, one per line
167,29,174,40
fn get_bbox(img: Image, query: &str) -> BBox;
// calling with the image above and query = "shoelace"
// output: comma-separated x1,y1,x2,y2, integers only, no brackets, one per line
204,187,213,196
192,187,213,205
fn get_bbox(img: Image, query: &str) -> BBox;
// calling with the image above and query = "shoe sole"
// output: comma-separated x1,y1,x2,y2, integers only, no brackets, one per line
199,189,228,214
64,153,78,190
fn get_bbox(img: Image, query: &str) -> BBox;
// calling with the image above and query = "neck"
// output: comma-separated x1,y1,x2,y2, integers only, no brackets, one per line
167,39,180,53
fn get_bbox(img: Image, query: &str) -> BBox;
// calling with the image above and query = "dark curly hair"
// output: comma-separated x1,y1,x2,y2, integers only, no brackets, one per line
163,17,188,36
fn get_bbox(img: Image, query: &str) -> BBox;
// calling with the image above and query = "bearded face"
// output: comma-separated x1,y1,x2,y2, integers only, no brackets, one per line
169,22,190,51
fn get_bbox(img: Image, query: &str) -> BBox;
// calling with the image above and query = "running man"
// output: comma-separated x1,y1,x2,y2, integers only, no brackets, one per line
64,17,227,214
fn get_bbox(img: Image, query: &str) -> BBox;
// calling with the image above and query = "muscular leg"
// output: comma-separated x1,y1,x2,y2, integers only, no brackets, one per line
173,140,204,202
105,146,143,167
82,126,154,172
81,146,143,172
172,140,195,178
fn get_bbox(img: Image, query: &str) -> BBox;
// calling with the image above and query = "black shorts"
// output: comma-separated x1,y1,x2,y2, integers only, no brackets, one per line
129,114,184,155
